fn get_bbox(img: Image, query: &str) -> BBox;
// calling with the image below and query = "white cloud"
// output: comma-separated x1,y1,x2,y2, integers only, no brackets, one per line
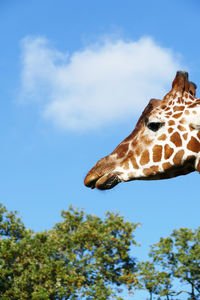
20,36,182,130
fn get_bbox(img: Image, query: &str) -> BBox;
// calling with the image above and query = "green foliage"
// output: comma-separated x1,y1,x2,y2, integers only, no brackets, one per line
1,203,200,299
137,261,173,299
0,204,139,299
138,227,200,299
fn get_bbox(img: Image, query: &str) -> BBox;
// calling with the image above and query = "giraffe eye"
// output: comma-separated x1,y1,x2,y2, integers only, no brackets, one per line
147,122,164,132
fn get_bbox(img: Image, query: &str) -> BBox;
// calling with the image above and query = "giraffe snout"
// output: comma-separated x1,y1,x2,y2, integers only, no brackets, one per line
84,156,120,189
84,171,120,190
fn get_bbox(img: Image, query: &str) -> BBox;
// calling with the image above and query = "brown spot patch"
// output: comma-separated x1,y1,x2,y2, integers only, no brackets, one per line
177,97,184,104
173,150,184,165
158,134,167,141
173,106,184,112
143,165,159,176
164,144,174,159
130,156,139,169
140,150,150,166
180,118,186,124
121,160,129,170
173,113,182,119
130,140,141,155
153,145,162,162
177,125,186,131
185,110,189,115
187,137,200,153
168,120,175,126
141,134,152,146
131,140,137,148
166,112,172,116
128,171,135,178
135,145,142,156
183,133,188,140
127,150,133,157
116,143,129,158
168,128,173,133
197,132,200,140
162,162,172,170
170,132,182,147
193,111,197,114
189,125,194,131
189,95,194,100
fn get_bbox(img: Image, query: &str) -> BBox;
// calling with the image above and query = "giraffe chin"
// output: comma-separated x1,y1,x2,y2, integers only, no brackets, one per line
84,173,120,190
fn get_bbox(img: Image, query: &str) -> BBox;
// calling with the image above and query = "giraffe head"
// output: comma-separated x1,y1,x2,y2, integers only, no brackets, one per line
84,71,200,190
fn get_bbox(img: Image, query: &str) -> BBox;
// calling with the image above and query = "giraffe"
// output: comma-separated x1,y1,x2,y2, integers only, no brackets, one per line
84,71,200,190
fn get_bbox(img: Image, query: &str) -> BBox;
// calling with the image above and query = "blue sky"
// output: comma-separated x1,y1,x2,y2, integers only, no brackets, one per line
1,0,200,298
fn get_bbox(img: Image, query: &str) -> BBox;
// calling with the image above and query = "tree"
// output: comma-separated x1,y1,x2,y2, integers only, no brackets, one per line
147,228,200,300
0,204,139,299
137,261,173,300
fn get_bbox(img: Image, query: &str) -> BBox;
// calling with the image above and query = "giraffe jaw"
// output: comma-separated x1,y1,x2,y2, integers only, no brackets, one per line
84,172,121,190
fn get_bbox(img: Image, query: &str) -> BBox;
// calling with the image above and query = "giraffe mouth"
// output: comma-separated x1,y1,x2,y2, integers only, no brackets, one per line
84,172,120,190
